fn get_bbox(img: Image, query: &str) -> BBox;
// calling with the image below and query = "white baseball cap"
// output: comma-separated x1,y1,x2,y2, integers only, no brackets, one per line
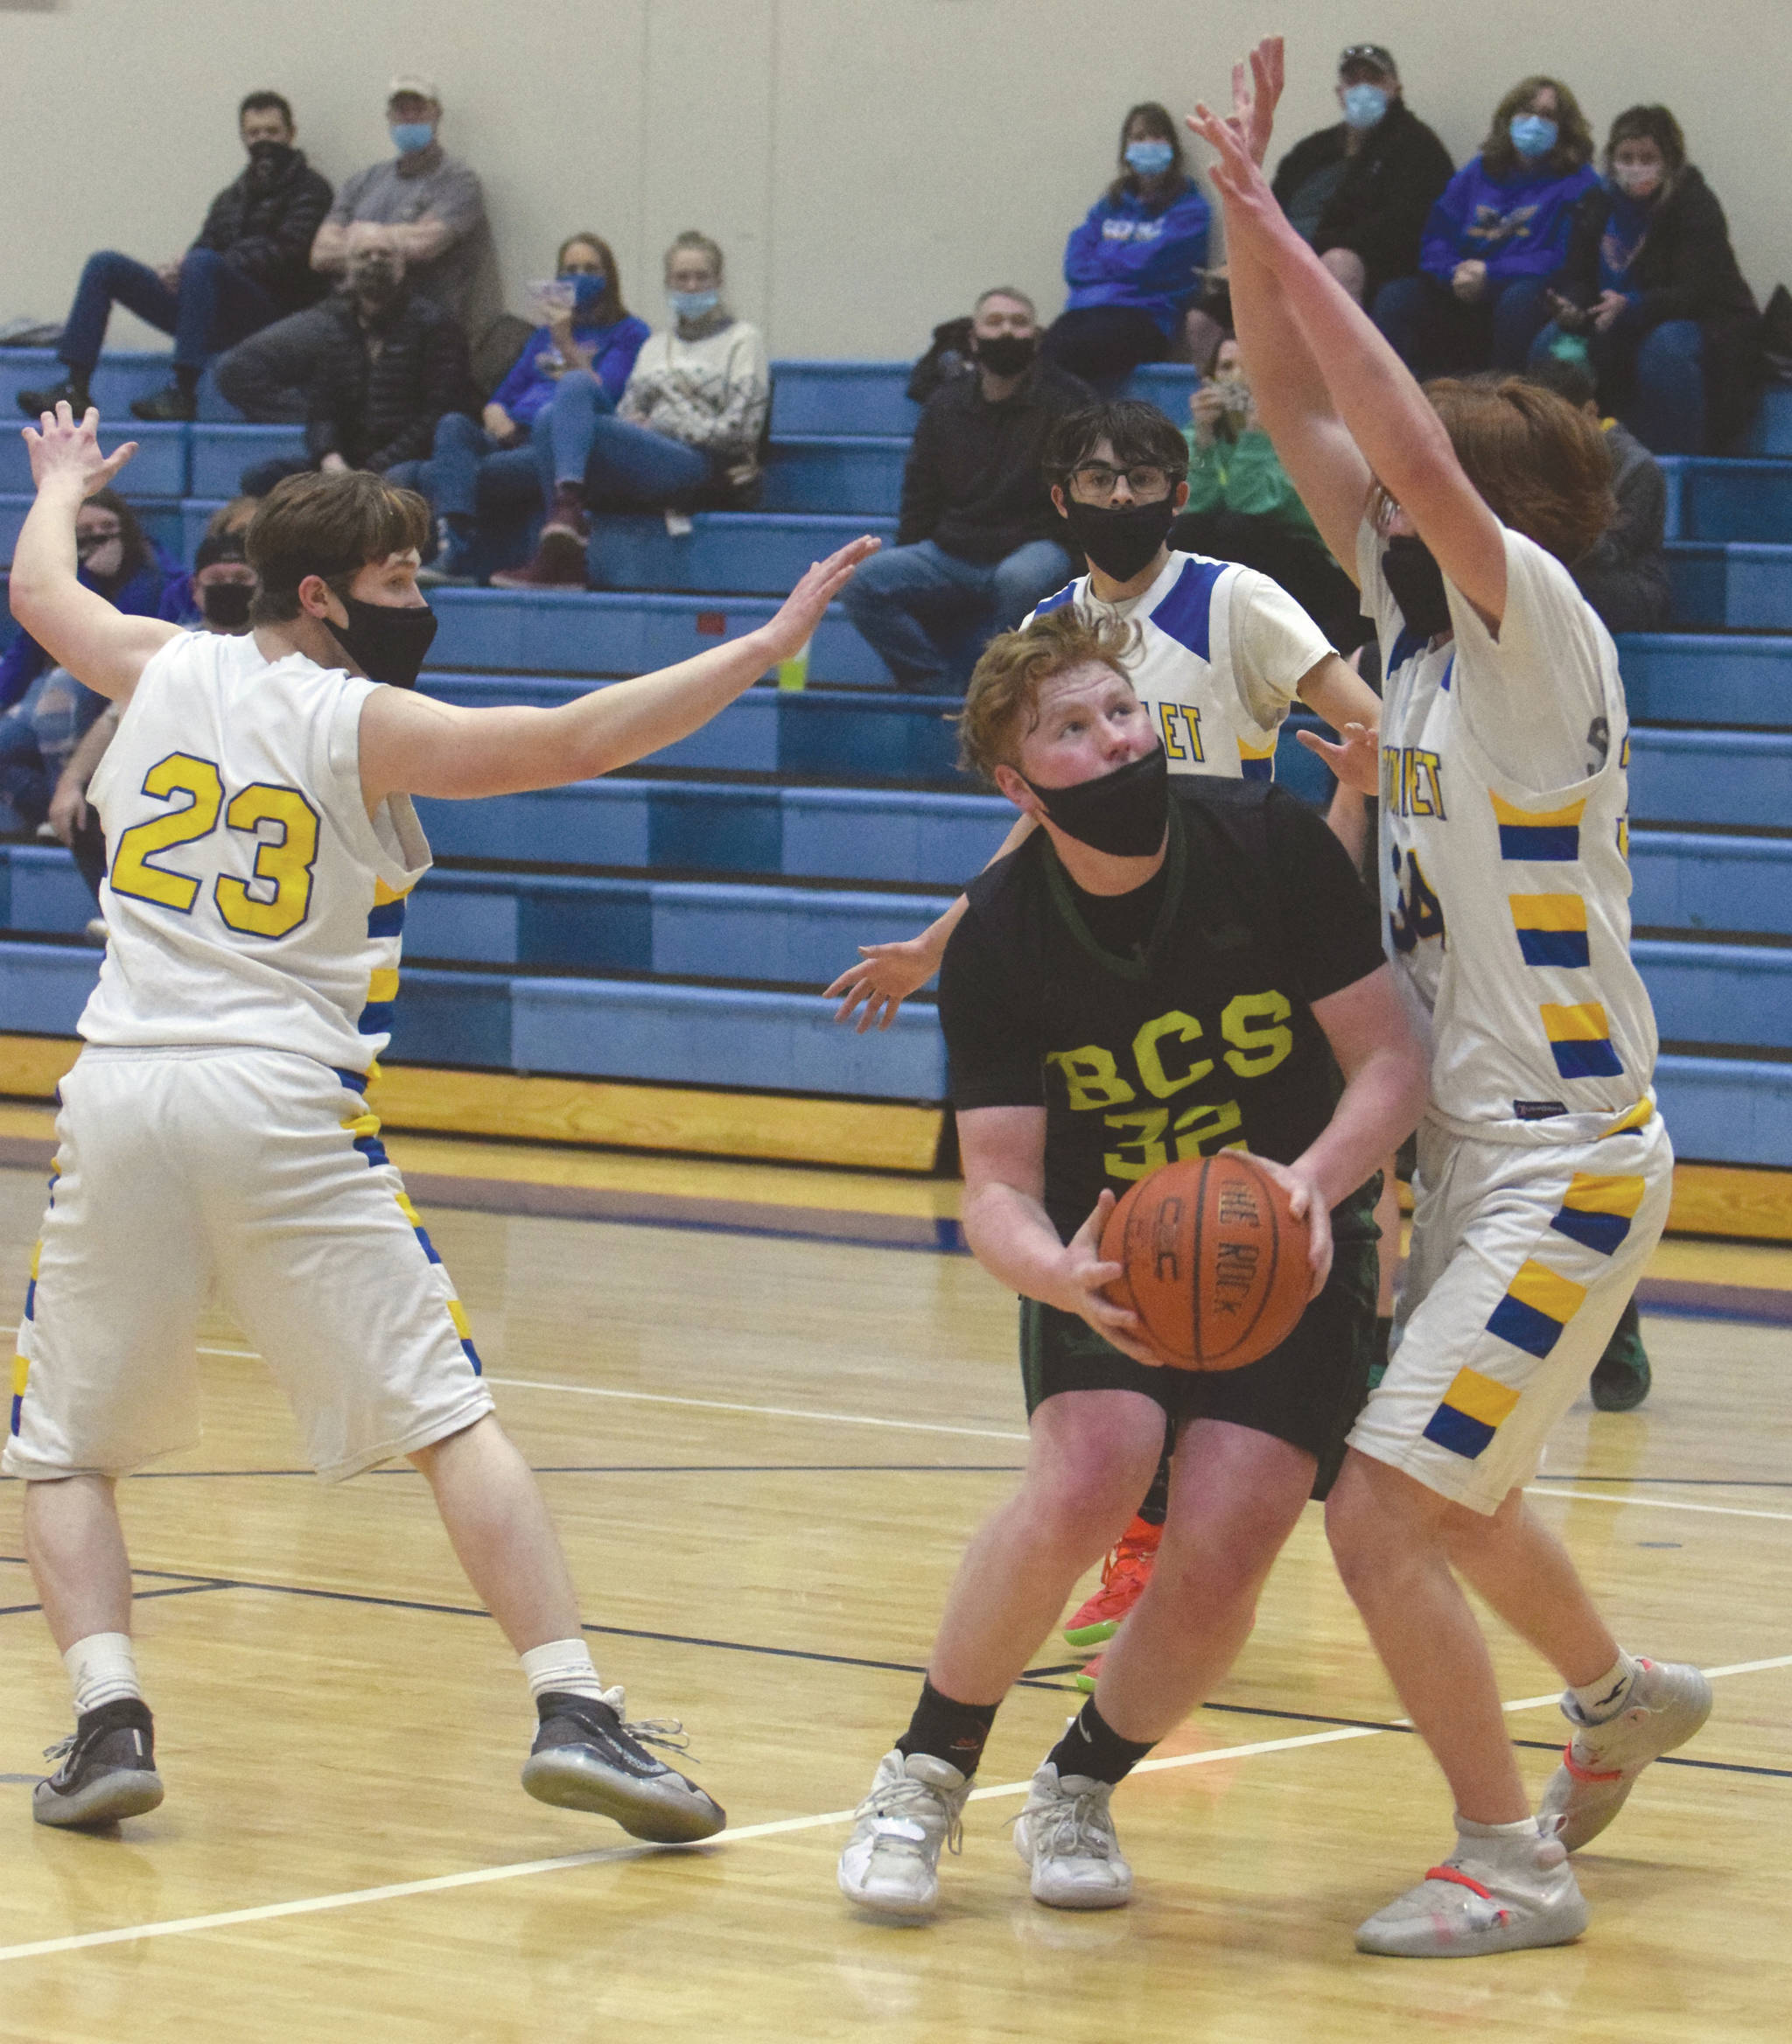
387,75,441,106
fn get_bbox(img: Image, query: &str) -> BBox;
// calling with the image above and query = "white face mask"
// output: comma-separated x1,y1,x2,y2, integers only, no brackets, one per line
1611,160,1663,199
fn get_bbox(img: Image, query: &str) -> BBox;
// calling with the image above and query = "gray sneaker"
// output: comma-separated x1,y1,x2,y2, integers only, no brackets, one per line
836,1749,969,1920
522,1686,724,1843
1538,1657,1713,1852
1356,1820,1587,1957
1012,1762,1133,1910
34,1698,164,1829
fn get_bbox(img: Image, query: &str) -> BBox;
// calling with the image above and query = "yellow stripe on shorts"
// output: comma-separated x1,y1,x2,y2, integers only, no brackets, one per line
366,968,401,1005
1560,1174,1648,1220
1490,792,1586,829
1505,1259,1589,1325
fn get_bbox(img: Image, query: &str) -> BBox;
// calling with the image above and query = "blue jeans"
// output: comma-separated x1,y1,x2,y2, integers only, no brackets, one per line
1372,271,1552,379
1530,316,1706,455
427,411,546,524
60,248,278,373
240,454,427,499
840,537,1078,692
539,382,711,509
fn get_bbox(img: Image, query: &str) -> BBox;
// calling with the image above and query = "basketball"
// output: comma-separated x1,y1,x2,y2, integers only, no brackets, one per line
1099,1152,1312,1371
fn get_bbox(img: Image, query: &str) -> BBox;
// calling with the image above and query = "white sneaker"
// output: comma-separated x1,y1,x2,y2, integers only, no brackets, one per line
1355,1819,1587,1957
1538,1657,1713,1852
837,1749,969,1920
1012,1763,1133,1910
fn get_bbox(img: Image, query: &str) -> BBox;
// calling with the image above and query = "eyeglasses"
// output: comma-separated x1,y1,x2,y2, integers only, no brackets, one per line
1069,463,1172,503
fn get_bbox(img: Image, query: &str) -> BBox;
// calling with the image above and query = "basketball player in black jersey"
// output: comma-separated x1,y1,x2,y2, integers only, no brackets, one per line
837,606,1428,1921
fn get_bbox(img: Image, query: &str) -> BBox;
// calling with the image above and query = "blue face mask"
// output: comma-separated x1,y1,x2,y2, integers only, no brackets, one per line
668,288,719,321
1341,83,1390,131
1509,114,1558,161
564,273,608,317
390,122,435,156
1124,139,1175,178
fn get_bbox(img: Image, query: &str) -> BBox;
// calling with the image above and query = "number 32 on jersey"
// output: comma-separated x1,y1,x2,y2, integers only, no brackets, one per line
108,751,321,939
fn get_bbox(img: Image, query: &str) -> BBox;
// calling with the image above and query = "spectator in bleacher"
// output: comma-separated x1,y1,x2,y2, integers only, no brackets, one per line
216,76,495,424
1040,104,1210,385
15,92,331,426
1531,107,1762,455
1372,76,1598,379
427,234,650,579
237,229,475,498
1172,337,1366,650
492,231,767,591
842,288,1088,692
0,493,186,844
1528,351,1672,634
1270,44,1453,308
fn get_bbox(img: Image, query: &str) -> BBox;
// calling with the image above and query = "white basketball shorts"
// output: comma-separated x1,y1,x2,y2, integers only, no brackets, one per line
5,1046,494,1483
1348,1105,1673,1515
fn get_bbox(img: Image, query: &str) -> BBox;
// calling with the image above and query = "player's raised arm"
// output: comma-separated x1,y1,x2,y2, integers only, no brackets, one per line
10,405,182,702
1188,44,1507,626
359,536,879,807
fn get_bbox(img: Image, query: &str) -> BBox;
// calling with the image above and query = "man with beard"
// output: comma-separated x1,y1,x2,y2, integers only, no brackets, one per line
841,288,1091,691
18,93,332,426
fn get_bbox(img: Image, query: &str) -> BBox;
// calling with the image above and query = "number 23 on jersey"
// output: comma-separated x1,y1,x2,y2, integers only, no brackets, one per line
108,751,321,939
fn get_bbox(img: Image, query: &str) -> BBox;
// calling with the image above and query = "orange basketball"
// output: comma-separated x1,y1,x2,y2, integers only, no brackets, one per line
1099,1152,1312,1371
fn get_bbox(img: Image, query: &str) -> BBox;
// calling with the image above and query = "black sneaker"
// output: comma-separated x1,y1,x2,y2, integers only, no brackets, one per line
16,378,87,420
522,1687,724,1843
1591,1299,1651,1412
130,384,197,423
33,1698,164,1829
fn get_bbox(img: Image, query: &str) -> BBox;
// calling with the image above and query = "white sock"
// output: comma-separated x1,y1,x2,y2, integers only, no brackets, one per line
520,1638,606,1706
63,1632,142,1715
1570,1651,1640,1723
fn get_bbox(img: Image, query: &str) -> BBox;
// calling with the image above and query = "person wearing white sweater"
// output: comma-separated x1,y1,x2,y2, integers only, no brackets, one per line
494,231,769,589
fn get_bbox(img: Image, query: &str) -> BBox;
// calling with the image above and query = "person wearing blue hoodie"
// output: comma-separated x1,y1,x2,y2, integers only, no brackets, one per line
1373,76,1599,379
1041,103,1211,385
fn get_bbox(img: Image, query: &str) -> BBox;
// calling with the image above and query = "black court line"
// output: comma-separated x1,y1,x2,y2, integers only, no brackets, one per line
120,1463,1029,1481
0,1581,234,1620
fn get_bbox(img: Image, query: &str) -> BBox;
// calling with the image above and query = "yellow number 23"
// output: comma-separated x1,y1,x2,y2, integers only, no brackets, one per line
109,752,320,940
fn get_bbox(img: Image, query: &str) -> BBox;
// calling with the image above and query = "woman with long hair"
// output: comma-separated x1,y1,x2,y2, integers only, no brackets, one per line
1372,74,1598,378
1040,102,1211,384
1187,38,1708,1960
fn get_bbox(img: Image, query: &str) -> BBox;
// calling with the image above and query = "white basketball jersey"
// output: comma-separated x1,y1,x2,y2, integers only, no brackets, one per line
1028,550,1328,780
1361,523,1658,1145
80,630,430,1074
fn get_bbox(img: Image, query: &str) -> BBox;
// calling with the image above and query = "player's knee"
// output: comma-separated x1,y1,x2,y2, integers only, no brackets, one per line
1023,1460,1141,1563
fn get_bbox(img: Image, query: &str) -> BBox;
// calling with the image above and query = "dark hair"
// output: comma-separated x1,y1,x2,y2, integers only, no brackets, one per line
239,90,295,130
1480,75,1593,181
1107,101,1187,205
193,529,249,575
556,231,628,326
1525,353,1599,411
80,487,152,585
1424,374,1615,566
1045,400,1188,490
1605,104,1687,180
959,607,1139,782
246,470,430,623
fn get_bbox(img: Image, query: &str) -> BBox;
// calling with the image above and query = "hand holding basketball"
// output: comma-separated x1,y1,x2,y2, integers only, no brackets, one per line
1249,1154,1334,1298
1055,1190,1162,1368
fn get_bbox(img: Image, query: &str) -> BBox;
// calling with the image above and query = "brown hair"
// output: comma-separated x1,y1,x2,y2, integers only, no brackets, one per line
1423,374,1616,565
246,469,431,623
1106,101,1187,205
1480,75,1593,181
556,231,628,326
956,607,1138,783
1606,104,1687,186
666,229,724,279
79,486,153,586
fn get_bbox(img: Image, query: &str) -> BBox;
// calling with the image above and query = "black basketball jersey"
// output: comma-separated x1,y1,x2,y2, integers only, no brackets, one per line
940,780,1387,1243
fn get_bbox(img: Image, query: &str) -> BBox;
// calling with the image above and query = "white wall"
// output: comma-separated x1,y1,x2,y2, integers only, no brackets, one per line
0,0,1786,360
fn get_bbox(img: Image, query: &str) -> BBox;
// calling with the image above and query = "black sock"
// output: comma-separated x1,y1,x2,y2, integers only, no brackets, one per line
896,1678,998,1777
1046,1698,1157,1788
173,363,200,398
1138,1431,1174,1528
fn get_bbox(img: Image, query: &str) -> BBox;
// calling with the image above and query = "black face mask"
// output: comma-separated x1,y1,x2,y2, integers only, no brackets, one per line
1060,493,1178,583
247,140,296,179
1022,745,1169,858
974,332,1038,379
200,580,255,629
1382,534,1453,640
329,592,438,689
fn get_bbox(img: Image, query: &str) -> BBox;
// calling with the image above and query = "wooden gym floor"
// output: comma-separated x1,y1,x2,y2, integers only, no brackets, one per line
2,1119,1789,2043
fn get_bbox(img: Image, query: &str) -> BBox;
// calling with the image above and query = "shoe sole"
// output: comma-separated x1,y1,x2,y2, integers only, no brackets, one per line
1061,1617,1121,1648
1032,1877,1132,1911
521,1750,725,1843
836,1873,937,1923
1551,1679,1715,1852
33,1769,164,1829
1355,1896,1589,1957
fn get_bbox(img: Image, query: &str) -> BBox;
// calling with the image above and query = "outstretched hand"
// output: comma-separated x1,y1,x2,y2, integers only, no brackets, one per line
760,535,881,666
1231,36,1284,166
1298,719,1379,796
1186,38,1287,238
824,934,938,1032
22,402,136,499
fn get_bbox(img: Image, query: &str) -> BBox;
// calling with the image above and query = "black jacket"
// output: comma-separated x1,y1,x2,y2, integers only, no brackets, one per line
1550,167,1761,445
304,291,476,472
898,360,1092,562
192,150,334,316
1575,422,1670,635
1271,102,1455,300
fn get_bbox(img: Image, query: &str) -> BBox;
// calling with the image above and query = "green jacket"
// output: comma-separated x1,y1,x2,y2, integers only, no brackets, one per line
1182,424,1321,543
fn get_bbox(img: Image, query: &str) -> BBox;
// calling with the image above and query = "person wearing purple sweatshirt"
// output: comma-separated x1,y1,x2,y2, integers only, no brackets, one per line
1372,77,1599,379
1041,103,1211,385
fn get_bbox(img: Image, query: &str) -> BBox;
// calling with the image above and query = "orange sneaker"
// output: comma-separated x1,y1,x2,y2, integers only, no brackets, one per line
1074,1652,1103,1695
1062,1519,1161,1648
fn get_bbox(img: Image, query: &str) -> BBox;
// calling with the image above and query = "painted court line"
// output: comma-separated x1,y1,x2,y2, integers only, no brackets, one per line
4,1656,1786,1968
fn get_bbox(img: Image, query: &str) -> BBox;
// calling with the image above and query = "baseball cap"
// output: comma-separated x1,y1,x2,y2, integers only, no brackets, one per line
387,75,441,105
1338,45,1397,80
